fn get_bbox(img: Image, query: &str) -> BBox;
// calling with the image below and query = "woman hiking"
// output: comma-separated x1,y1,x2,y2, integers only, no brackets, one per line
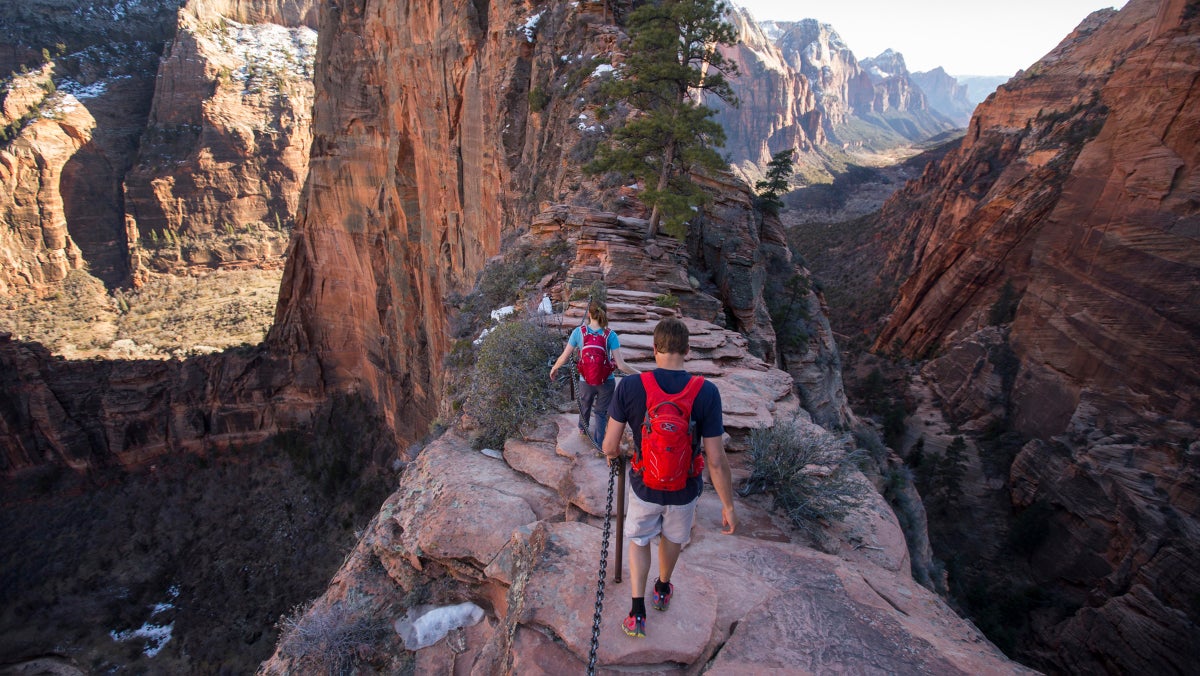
550,299,638,448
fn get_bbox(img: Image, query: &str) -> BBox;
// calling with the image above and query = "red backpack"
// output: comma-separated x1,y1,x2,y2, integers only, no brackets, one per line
633,373,705,491
576,325,616,385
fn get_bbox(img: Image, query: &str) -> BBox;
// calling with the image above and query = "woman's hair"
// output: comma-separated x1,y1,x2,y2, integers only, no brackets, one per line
653,317,689,355
588,299,609,328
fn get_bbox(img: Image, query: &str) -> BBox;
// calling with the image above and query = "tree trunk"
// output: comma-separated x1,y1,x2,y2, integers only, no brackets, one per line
647,139,676,239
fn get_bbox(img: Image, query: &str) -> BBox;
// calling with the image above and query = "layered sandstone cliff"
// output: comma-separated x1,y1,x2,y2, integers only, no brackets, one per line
713,9,824,179
123,0,318,279
872,0,1200,671
0,68,90,296
720,14,956,182
912,66,975,127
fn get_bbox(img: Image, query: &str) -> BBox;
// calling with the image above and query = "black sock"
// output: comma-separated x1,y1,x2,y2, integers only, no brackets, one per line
654,578,671,595
630,597,646,618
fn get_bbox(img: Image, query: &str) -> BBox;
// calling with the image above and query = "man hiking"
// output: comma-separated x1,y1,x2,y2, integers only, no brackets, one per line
601,317,737,638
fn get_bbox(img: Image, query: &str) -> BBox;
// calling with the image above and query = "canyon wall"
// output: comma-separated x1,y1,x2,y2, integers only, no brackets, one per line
0,0,318,293
872,0,1200,671
122,0,318,279
719,14,957,183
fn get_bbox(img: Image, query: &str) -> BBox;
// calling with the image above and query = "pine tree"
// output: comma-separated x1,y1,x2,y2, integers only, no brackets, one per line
587,0,739,238
754,149,795,216
936,435,969,507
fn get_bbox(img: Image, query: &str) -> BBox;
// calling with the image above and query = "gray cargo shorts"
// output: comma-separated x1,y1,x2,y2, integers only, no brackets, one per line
623,486,698,546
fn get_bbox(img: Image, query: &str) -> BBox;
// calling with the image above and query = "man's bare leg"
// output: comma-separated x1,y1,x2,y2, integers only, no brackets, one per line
630,540,651,599
657,537,682,584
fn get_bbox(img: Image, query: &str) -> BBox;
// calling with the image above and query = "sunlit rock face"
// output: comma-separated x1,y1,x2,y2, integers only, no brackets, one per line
872,0,1200,671
122,0,318,280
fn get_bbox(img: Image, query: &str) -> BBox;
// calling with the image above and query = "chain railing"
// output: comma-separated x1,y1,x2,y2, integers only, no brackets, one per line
587,456,619,675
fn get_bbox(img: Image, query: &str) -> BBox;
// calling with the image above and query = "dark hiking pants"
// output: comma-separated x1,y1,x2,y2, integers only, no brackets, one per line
578,378,614,447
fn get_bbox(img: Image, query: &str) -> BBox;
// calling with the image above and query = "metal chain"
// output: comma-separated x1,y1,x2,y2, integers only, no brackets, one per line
587,455,619,675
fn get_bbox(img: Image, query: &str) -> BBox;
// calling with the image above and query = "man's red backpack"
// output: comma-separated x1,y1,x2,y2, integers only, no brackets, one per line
633,372,705,491
576,325,616,385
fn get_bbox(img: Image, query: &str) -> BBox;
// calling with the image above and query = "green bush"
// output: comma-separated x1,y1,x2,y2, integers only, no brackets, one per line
740,417,868,537
463,320,560,449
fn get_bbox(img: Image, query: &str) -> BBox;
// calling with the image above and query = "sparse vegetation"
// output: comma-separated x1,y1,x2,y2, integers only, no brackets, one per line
275,597,389,674
463,319,560,449
764,269,812,356
754,149,795,216
0,269,281,360
739,417,868,538
988,280,1020,325
652,293,679,308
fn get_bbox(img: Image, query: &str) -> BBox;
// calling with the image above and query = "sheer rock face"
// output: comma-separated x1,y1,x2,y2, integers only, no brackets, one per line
912,66,976,127
767,18,873,130
123,0,318,279
0,75,91,296
873,0,1200,671
713,9,824,176
0,333,325,474
267,0,528,441
875,0,1198,433
0,0,316,293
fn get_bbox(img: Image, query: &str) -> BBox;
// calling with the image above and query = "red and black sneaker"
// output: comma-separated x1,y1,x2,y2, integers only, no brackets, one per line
651,580,674,612
622,614,646,638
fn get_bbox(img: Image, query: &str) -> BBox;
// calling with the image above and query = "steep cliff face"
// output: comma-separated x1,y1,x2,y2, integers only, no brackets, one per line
859,50,957,139
712,9,824,179
0,0,318,294
723,16,955,178
764,18,871,131
123,0,317,279
0,70,90,296
872,0,1200,671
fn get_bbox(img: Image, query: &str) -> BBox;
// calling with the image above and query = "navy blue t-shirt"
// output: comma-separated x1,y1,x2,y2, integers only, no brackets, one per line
609,368,724,505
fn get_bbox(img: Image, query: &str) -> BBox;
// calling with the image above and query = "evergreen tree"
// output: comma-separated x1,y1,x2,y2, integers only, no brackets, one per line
587,0,739,238
754,149,795,216
936,435,969,507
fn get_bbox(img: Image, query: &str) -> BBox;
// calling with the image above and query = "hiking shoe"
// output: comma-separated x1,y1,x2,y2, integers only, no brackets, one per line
622,614,646,638
651,581,673,611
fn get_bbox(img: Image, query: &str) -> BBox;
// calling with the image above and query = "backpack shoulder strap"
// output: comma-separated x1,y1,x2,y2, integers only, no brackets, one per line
641,373,704,410
640,371,664,401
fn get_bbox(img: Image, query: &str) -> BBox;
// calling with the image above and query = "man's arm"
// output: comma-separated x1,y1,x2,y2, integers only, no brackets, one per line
602,418,626,461
703,436,737,535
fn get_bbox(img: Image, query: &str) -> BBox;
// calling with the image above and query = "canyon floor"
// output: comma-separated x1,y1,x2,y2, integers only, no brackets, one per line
0,268,282,360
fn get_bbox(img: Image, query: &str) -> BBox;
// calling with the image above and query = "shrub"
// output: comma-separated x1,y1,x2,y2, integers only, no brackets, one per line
740,418,868,537
276,598,387,674
463,319,560,449
528,85,550,112
652,293,678,308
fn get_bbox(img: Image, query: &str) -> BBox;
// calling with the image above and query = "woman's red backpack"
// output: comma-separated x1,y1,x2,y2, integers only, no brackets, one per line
576,325,616,385
633,373,705,491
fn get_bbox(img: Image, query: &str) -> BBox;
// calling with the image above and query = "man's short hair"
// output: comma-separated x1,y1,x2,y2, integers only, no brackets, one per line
653,317,690,355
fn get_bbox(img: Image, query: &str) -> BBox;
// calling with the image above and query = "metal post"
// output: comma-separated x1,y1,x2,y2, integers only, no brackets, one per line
613,454,625,583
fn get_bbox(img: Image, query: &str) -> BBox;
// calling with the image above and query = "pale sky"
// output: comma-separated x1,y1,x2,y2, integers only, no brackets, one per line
733,0,1127,76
